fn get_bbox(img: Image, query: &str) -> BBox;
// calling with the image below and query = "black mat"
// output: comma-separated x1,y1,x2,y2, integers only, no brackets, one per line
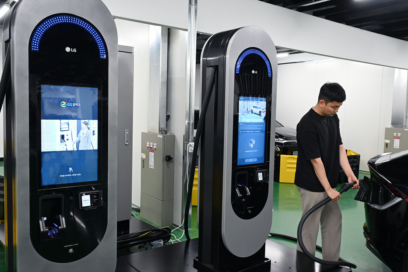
116,258,139,272
116,239,352,272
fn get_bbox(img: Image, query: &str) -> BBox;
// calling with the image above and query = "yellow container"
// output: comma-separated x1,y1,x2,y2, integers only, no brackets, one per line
347,149,359,156
192,168,199,206
279,155,298,183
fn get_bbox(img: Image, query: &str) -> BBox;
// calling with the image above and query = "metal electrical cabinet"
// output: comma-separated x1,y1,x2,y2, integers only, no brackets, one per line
140,133,175,227
384,128,408,152
117,45,134,235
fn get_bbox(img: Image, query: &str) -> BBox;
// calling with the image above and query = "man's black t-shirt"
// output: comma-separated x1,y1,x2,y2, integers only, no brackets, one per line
294,108,343,192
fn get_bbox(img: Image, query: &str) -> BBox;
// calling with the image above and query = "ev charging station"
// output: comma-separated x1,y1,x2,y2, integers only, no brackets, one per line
111,25,354,272
194,26,277,272
1,0,118,271
0,0,359,269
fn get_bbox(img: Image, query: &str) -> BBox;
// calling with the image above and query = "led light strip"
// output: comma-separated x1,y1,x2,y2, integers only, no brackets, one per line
31,15,107,59
236,48,271,77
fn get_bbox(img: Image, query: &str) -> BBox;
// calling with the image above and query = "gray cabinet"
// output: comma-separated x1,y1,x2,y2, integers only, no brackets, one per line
117,45,134,225
140,132,175,227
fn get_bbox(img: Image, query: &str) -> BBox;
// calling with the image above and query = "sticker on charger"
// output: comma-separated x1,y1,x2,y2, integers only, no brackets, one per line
258,172,263,181
82,195,91,207
149,150,154,169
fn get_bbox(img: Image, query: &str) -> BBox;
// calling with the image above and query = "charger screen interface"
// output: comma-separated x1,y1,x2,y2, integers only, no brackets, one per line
237,96,266,166
41,85,98,186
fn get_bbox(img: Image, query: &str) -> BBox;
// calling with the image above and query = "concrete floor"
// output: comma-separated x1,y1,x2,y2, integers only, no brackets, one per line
0,170,395,272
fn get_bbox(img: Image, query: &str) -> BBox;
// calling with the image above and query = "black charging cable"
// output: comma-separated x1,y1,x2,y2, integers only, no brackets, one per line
0,46,11,111
117,227,172,249
184,67,217,241
296,182,357,269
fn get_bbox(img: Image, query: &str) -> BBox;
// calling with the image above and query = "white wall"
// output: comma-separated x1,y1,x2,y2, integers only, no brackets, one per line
276,59,394,171
102,0,408,70
115,19,150,206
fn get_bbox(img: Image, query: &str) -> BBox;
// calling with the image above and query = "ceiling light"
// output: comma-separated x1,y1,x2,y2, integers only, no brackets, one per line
0,5,9,18
277,53,289,58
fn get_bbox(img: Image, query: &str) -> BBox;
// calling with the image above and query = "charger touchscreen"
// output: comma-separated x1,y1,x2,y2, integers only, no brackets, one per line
237,96,266,166
41,85,98,186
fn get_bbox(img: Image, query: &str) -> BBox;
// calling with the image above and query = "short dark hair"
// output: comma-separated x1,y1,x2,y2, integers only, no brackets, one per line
318,83,346,103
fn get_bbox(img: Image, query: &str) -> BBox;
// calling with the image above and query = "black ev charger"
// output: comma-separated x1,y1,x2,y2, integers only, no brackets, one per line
183,26,358,272
185,26,278,272
1,0,120,270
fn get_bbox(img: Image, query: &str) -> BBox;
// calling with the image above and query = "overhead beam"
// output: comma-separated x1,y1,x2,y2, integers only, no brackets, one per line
379,19,408,30
346,10,408,26
390,30,408,39
325,2,408,23
282,0,313,8
263,0,285,5
103,0,408,69
297,1,336,12
374,28,408,39
313,7,346,17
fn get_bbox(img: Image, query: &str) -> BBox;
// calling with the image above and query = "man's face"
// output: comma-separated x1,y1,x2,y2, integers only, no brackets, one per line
319,100,342,116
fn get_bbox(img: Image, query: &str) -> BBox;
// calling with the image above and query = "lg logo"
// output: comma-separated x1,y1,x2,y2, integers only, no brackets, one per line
65,47,77,53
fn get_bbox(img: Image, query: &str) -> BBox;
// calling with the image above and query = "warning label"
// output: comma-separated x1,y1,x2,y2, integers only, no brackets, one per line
149,150,154,169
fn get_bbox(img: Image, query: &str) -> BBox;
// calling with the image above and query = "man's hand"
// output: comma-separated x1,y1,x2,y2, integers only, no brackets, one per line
348,175,360,189
327,188,341,201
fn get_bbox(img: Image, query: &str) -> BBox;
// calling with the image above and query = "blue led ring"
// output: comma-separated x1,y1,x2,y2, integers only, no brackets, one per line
31,15,107,59
235,48,271,77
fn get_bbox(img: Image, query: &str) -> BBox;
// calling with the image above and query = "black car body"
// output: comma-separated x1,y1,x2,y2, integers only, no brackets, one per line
360,150,408,272
274,121,297,151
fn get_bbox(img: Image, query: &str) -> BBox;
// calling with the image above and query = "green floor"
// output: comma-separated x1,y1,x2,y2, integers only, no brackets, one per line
129,171,392,272
0,169,394,271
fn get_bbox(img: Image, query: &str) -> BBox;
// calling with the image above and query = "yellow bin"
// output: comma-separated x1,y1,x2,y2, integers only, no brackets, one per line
347,149,359,156
192,168,199,206
279,155,298,183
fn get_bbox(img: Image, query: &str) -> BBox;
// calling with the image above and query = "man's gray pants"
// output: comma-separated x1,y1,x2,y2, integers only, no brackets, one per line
297,187,342,261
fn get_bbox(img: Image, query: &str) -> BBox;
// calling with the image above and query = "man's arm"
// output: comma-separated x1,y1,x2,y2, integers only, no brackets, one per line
311,158,341,201
339,145,360,189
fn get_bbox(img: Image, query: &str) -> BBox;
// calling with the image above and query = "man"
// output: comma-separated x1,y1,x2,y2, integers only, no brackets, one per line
295,82,360,261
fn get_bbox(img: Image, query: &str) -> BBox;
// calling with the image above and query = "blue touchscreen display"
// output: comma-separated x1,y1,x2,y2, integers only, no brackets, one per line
237,96,266,166
41,85,98,186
